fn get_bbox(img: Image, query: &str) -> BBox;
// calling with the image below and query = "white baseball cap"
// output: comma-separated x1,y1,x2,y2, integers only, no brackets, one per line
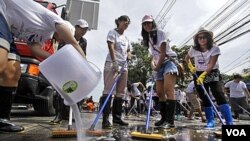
142,15,154,23
75,19,89,29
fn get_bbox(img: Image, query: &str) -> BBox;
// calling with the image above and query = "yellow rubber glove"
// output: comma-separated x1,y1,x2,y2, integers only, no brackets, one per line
197,72,207,85
187,61,196,74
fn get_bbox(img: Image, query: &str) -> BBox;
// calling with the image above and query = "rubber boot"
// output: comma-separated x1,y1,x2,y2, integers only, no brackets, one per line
50,94,62,124
162,100,176,129
100,96,112,129
0,86,24,132
219,104,233,125
112,97,128,126
154,101,166,126
204,107,214,128
60,96,69,121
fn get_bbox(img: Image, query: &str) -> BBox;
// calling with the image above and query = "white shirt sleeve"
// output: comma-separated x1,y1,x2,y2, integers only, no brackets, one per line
211,46,221,56
107,30,115,43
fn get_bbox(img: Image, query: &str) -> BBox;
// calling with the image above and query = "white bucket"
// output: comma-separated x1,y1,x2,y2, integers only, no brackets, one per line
39,44,101,105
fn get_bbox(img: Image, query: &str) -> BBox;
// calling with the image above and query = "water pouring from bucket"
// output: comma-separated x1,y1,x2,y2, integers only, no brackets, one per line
39,44,102,105
39,44,102,141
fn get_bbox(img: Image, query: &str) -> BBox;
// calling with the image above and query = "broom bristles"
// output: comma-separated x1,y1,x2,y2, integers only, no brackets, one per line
85,129,107,136
52,130,77,138
52,129,108,138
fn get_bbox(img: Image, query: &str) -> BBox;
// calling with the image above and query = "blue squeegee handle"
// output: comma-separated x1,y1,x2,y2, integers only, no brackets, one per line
194,73,225,125
89,62,127,130
145,75,155,133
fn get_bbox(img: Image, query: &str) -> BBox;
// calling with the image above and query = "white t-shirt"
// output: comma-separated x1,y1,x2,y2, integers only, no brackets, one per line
175,89,186,102
188,46,220,71
148,29,176,64
186,81,195,94
4,0,64,43
131,83,141,97
224,80,247,98
105,29,131,64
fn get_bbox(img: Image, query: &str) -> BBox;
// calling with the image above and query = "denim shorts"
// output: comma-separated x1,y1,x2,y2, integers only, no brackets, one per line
156,60,178,80
0,14,12,52
0,14,20,61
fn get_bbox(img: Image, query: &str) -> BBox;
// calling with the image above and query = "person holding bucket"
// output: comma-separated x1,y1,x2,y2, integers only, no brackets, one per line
51,19,90,124
0,0,85,132
141,15,178,129
100,15,131,129
185,27,233,128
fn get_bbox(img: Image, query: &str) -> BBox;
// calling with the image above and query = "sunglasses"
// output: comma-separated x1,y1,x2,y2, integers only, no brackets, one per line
198,36,207,40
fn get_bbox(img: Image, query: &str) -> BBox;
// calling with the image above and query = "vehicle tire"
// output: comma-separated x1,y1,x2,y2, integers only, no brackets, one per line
33,87,56,116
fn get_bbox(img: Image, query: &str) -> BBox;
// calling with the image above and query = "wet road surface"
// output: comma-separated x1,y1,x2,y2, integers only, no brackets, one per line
1,108,250,141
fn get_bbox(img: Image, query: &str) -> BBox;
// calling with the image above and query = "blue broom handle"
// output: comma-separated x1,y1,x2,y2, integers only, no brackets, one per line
89,62,127,130
194,73,225,125
145,76,155,133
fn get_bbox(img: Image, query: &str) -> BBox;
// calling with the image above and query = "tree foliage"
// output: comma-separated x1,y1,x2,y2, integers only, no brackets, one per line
128,42,151,86
128,42,250,88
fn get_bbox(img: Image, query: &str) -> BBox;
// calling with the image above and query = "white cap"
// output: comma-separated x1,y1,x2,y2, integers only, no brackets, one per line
75,19,89,29
142,15,154,23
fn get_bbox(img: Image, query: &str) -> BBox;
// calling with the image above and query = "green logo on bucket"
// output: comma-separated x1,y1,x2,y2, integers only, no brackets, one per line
62,81,78,93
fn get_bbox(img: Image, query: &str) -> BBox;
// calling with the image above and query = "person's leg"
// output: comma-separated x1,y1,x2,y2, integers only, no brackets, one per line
101,61,116,129
0,54,24,132
230,98,239,119
238,97,250,116
195,82,214,128
162,73,176,128
0,14,10,74
154,80,166,126
210,81,233,125
112,70,128,126
192,94,206,122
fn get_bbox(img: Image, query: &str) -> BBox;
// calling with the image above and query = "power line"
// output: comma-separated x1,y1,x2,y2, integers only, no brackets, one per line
223,57,250,73
221,50,250,72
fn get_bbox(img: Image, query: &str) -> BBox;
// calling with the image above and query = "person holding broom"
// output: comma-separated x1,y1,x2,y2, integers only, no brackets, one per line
185,27,233,128
141,15,178,129
100,15,131,129
224,73,250,119
0,0,85,132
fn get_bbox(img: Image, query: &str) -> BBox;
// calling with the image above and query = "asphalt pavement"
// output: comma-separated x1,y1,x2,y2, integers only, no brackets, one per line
1,108,250,141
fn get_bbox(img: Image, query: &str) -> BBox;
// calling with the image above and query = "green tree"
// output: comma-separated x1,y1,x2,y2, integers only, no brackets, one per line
128,42,151,86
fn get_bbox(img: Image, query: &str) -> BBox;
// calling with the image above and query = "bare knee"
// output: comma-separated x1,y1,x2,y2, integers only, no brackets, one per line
0,60,21,86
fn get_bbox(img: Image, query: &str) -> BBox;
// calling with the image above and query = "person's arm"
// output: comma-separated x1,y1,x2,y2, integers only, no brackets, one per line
139,82,146,91
154,42,166,71
107,41,116,61
185,51,196,74
55,23,86,58
28,42,51,59
243,88,250,97
205,55,219,73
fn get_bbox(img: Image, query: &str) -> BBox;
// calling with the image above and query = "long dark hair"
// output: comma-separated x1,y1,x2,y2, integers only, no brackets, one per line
193,32,214,51
141,21,157,48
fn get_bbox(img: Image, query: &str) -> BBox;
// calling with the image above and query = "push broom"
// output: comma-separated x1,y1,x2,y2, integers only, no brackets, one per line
85,61,127,136
131,75,164,140
51,84,84,138
194,74,226,138
194,73,225,125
